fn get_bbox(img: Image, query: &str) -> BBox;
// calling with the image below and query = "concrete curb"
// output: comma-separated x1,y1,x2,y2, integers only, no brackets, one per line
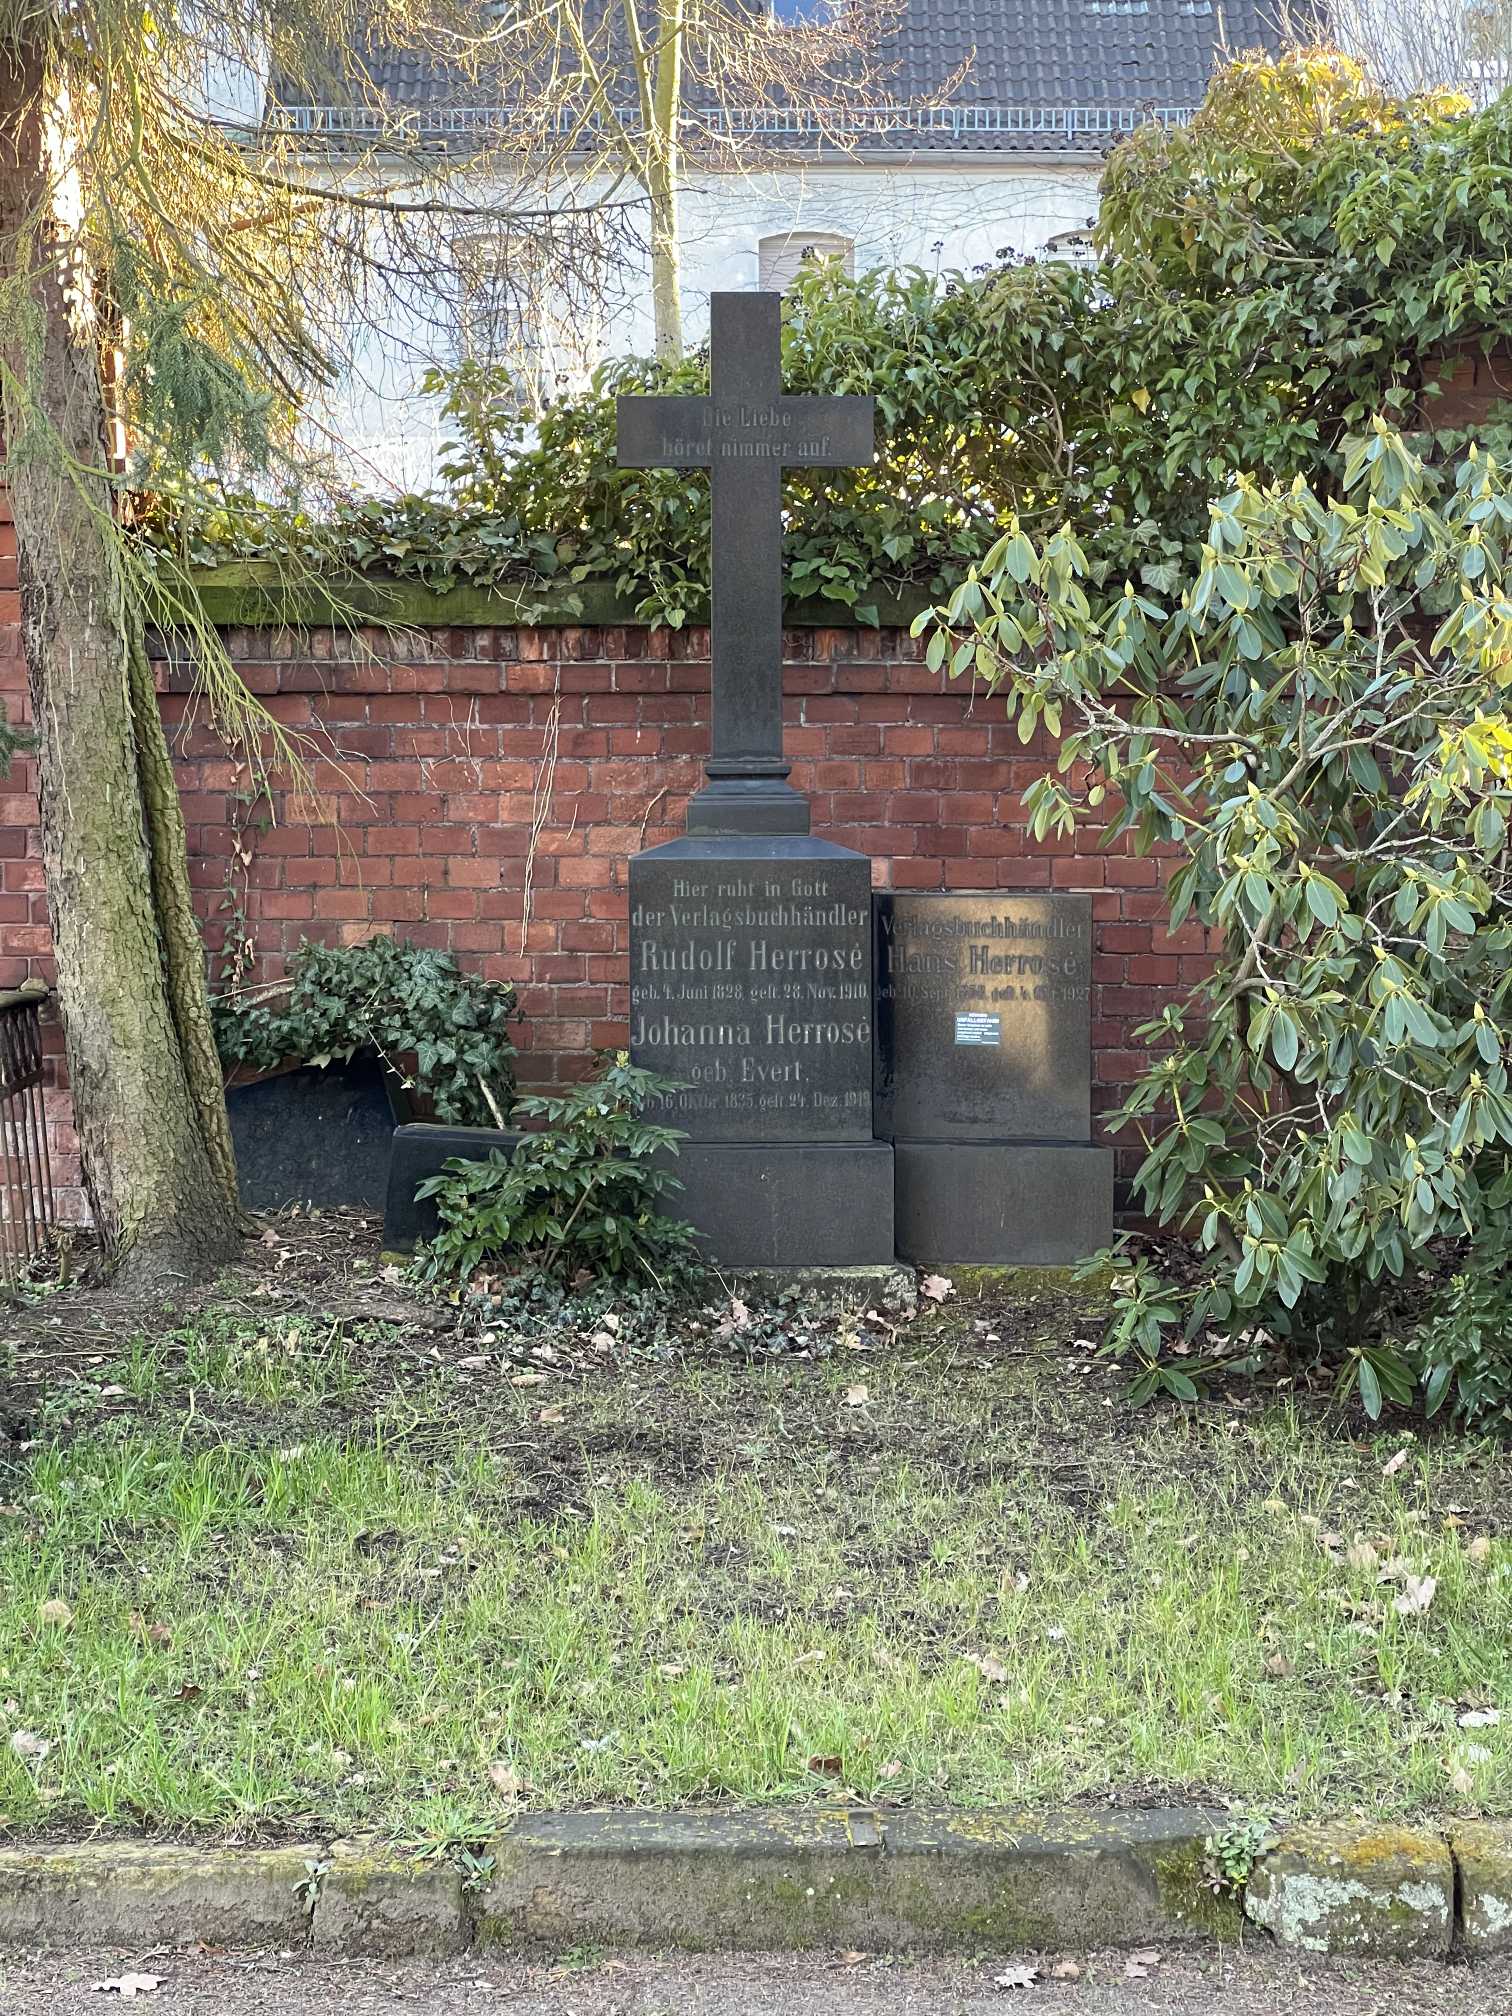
0,1809,1499,1960
474,1807,1238,1953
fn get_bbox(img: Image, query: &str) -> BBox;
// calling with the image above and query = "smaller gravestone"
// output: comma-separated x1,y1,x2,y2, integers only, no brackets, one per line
875,892,1113,1264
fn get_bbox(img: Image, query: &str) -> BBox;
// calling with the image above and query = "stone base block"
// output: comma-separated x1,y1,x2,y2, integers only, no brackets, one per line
894,1141,1113,1266
1244,1822,1453,1958
665,1141,894,1268
383,1122,523,1252
1448,1821,1512,1954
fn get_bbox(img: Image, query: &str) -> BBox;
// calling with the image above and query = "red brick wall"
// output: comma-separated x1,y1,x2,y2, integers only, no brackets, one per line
0,598,1208,1220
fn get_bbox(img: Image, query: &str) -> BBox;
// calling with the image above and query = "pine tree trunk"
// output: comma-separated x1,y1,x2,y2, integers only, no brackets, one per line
0,35,244,1286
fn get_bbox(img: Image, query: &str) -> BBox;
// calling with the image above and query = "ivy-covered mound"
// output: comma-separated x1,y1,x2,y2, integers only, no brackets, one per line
213,936,519,1128
165,56,1511,628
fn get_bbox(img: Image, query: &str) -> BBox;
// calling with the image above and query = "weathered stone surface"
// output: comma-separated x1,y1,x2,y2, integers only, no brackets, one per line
383,1122,524,1252
892,1141,1113,1266
875,892,1094,1142
1450,1820,1512,1954
0,1842,316,1950
315,1845,466,1957
663,1141,894,1267
630,837,876,1144
228,1059,395,1212
475,1806,1232,1954
1244,1823,1452,1958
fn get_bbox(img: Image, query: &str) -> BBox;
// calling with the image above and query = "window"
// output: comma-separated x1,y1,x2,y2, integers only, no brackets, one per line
451,230,602,414
757,231,855,293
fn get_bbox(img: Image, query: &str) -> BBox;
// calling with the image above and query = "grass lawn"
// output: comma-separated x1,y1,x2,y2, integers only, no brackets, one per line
1,1217,1510,1846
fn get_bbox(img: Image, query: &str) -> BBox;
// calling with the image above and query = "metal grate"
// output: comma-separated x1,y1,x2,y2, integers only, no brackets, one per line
0,985,54,1286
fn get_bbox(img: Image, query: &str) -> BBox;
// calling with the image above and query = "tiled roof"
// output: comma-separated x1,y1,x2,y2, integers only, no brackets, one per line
274,0,1306,153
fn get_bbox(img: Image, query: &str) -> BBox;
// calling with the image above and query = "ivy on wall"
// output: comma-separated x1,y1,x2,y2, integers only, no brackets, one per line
161,56,1512,626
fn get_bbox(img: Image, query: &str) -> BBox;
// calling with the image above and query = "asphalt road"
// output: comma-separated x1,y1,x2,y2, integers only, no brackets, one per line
1,1947,1509,2014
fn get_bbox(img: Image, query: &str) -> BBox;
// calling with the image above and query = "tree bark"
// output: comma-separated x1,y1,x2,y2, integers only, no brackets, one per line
647,0,685,360
0,35,244,1285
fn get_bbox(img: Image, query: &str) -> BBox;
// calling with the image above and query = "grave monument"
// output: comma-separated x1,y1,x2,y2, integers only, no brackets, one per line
875,892,1113,1263
617,292,894,1266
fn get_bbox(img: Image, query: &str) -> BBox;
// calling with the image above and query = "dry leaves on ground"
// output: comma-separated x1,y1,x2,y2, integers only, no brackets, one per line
90,1978,163,2000
994,1962,1039,1990
1394,1574,1438,1617
919,1274,955,1303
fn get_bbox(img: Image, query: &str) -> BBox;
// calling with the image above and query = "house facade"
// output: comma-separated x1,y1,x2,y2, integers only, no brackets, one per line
277,0,1294,489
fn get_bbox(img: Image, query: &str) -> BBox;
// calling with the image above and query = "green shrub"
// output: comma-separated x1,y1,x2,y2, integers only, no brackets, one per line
923,422,1512,1418
162,58,1512,632
1411,1252,1512,1431
414,1054,701,1287
213,935,518,1126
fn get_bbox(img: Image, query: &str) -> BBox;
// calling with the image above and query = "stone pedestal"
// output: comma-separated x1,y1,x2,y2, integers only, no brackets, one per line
892,1141,1113,1266
630,833,893,1266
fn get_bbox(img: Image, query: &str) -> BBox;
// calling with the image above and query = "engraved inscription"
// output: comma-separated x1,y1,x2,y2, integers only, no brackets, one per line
629,856,875,1143
875,892,1095,1143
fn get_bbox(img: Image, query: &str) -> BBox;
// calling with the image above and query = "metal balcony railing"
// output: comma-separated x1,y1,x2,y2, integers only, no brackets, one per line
259,100,1198,145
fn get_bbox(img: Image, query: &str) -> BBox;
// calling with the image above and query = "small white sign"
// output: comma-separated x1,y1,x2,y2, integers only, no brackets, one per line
955,1012,1001,1047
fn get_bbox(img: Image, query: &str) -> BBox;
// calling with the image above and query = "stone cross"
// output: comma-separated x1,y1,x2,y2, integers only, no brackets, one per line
616,291,874,834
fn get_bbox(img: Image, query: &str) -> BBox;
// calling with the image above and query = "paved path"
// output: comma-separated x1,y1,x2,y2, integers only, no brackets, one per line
0,1948,1506,2013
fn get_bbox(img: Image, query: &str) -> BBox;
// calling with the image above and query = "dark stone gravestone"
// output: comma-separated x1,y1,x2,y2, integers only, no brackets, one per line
875,892,1113,1264
228,1058,395,1213
618,293,893,1266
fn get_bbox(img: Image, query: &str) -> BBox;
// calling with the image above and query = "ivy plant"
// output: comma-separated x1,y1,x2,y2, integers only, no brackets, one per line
920,423,1512,1421
213,935,519,1127
156,57,1512,630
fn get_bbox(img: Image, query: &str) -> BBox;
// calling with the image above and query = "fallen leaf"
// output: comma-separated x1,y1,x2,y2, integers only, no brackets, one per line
919,1274,955,1303
1124,1948,1161,1979
1449,1762,1475,1798
1264,1652,1295,1678
487,1762,524,1801
510,1372,548,1388
589,1329,617,1351
838,1951,867,1967
174,1683,203,1704
538,1407,566,1425
1051,1960,1081,1981
91,1978,163,2000
993,1963,1039,1990
842,1384,869,1408
9,1730,49,1762
148,1622,172,1649
1469,1536,1493,1565
456,1355,493,1372
657,1662,686,1680
877,1759,903,1780
1459,1708,1502,1729
807,1754,843,1777
37,1598,73,1628
1383,1449,1409,1478
1394,1574,1438,1617
964,1651,1009,1684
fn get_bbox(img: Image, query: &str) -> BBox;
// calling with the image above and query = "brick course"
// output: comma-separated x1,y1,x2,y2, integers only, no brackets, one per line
0,586,1211,1220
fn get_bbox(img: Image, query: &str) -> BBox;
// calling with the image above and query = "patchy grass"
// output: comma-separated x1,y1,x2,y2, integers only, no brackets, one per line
1,1221,1511,1843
